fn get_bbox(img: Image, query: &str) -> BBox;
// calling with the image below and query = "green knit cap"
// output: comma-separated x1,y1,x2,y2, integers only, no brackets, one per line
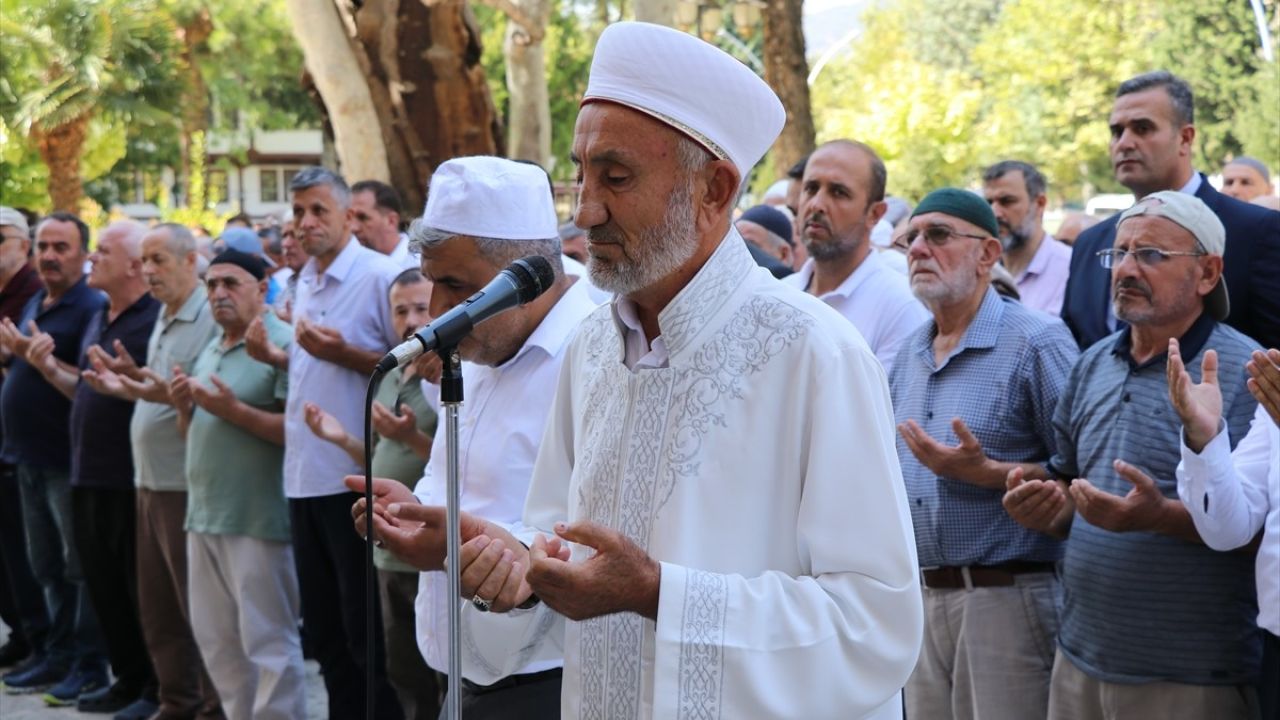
910,188,999,238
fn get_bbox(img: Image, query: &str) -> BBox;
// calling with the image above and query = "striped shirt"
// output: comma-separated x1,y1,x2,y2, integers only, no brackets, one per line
890,287,1078,566
1050,311,1262,684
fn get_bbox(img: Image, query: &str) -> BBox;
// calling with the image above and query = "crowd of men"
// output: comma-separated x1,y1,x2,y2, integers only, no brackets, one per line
0,20,1278,720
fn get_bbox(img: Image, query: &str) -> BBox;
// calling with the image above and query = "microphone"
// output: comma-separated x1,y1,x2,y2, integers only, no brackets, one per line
376,255,556,373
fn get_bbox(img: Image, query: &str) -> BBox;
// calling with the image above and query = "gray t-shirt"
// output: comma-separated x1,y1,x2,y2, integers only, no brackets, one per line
131,285,218,491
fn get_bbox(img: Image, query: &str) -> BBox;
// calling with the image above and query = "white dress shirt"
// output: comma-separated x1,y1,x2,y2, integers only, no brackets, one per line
1177,405,1279,636
284,239,401,498
783,250,930,374
412,278,597,676
387,234,420,270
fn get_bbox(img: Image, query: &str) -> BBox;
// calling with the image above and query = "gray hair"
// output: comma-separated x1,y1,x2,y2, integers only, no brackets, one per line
1117,70,1194,126
1227,156,1271,180
407,221,564,280
150,222,197,258
289,166,351,209
982,160,1048,199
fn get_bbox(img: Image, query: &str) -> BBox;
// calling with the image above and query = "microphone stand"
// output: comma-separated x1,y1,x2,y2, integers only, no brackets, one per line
438,346,464,720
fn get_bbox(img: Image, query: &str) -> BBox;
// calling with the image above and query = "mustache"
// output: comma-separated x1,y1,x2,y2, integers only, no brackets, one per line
1113,277,1152,299
804,211,829,231
588,225,623,245
39,261,62,272
211,300,236,310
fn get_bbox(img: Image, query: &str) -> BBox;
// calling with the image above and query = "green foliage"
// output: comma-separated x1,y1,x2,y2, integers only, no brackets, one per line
161,131,235,233
814,0,1279,203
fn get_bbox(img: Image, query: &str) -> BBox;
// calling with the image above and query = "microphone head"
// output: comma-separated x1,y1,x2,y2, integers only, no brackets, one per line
509,256,557,304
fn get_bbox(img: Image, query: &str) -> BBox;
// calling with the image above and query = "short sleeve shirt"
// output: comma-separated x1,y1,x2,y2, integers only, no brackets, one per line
131,285,218,490
0,278,105,468
185,311,293,541
284,239,400,498
70,293,162,488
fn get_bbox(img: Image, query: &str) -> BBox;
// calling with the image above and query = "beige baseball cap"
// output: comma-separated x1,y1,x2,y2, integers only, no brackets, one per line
1118,190,1228,320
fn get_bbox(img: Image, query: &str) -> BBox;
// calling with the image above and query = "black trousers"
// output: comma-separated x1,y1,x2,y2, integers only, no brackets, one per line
72,485,155,695
0,465,49,655
443,667,562,720
290,493,402,720
1262,630,1280,720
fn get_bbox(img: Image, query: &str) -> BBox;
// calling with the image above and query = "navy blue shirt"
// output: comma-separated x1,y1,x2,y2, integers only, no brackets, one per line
0,278,106,469
69,292,160,489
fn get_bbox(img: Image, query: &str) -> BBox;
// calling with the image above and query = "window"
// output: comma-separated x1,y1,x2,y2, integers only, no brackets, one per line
208,170,229,204
260,168,280,203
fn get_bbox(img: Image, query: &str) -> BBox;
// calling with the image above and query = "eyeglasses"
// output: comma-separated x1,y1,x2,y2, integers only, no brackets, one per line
892,225,989,251
1096,247,1206,269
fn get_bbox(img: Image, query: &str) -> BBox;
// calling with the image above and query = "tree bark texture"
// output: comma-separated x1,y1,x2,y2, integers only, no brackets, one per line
341,0,502,213
499,0,551,167
285,0,393,189
178,8,214,205
762,0,815,176
33,116,90,212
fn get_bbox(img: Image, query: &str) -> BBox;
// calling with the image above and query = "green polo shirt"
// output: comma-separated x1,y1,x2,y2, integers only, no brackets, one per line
185,311,292,542
371,367,437,571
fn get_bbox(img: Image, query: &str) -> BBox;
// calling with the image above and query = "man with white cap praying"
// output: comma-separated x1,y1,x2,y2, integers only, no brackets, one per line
348,155,597,718
363,22,922,719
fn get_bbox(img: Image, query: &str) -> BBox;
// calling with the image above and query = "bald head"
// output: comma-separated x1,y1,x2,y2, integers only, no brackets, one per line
88,221,148,297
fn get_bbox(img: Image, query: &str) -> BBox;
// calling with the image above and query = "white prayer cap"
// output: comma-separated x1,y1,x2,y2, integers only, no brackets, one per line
583,22,785,182
423,156,558,240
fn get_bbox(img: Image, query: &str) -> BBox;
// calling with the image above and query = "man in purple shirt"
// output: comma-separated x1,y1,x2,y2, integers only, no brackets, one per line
983,161,1073,316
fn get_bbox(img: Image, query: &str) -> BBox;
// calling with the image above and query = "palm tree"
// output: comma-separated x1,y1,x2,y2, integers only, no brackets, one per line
1,0,182,211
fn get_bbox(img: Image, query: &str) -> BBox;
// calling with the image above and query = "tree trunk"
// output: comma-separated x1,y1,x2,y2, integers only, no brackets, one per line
33,115,91,212
284,0,393,184
633,0,675,25
762,0,815,176
335,0,503,212
505,21,552,167
177,8,214,207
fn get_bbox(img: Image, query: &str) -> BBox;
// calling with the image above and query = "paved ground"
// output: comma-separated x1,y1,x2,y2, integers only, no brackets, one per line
0,623,330,719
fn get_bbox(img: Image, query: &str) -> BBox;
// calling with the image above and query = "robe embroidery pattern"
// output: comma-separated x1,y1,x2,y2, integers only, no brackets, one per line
571,238,812,718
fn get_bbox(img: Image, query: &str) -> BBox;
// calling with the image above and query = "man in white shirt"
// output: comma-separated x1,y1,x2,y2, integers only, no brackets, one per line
981,160,1072,316
351,179,418,269
784,139,928,373
349,156,595,718
376,23,922,719
246,166,405,720
1171,340,1280,720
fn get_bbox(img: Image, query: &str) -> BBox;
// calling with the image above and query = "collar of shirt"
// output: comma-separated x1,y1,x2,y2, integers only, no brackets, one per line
910,285,1005,372
1178,171,1203,196
1020,234,1061,281
790,250,884,301
166,284,207,325
1110,309,1216,370
36,276,95,317
300,236,361,287
614,293,670,369
500,276,598,369
608,228,756,371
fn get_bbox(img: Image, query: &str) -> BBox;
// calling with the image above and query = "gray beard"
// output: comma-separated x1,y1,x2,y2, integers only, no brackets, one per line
586,177,699,296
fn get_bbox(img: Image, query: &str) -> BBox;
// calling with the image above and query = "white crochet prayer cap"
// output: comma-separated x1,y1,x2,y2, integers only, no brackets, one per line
423,156,558,240
582,22,786,181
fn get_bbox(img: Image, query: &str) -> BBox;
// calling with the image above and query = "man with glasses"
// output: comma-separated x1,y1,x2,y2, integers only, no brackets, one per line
888,188,1078,719
1060,70,1280,350
1004,190,1262,719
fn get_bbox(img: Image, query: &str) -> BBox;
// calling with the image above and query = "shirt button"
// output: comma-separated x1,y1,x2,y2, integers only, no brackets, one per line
1122,393,1131,402
926,411,934,420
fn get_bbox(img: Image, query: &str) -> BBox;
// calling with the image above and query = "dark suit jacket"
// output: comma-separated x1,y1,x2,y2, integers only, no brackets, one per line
1061,174,1280,350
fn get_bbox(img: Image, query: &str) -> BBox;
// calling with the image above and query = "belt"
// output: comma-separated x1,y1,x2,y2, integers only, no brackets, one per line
460,667,562,696
921,561,1055,589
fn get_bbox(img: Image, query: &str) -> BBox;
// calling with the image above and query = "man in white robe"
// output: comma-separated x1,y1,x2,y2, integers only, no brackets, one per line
379,22,923,720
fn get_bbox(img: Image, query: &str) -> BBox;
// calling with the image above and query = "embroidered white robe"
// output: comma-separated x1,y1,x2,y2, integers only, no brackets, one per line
461,234,923,719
